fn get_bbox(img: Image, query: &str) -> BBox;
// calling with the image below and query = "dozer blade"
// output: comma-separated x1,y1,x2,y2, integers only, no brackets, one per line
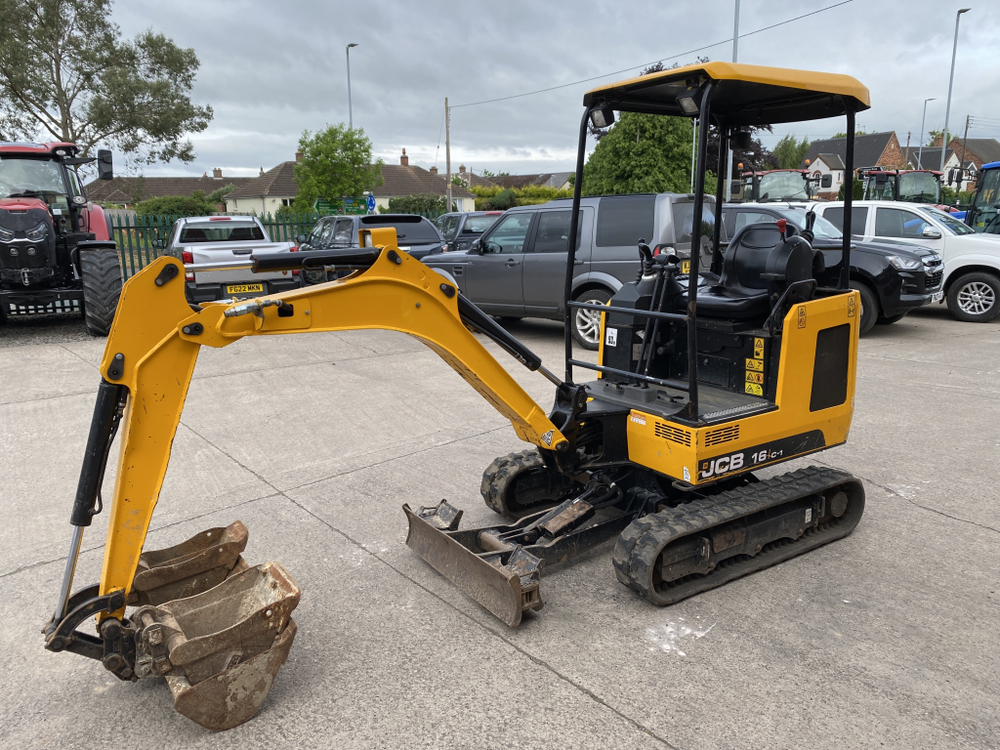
132,561,300,731
129,521,250,606
404,502,543,627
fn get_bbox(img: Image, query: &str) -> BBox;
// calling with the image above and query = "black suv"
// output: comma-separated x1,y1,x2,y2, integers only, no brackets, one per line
433,211,503,253
299,214,443,257
722,204,943,333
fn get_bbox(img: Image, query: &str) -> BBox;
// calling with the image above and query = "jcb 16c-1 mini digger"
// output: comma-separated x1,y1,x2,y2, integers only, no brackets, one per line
44,62,869,730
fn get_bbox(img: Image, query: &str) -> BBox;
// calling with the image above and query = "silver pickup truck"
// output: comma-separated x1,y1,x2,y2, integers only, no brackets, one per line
163,216,301,302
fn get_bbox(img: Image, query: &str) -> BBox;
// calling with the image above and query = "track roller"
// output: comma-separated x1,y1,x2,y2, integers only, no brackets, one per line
613,466,865,605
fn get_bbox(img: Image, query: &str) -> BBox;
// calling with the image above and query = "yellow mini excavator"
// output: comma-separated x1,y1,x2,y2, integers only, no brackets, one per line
44,62,869,730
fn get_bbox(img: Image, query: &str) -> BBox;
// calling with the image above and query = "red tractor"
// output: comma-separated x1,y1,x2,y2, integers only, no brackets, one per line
0,142,121,335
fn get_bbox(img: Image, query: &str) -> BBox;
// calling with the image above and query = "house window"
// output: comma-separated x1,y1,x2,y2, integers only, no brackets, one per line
281,198,294,207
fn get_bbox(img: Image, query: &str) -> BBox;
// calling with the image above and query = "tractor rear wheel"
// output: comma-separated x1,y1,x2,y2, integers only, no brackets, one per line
80,247,123,336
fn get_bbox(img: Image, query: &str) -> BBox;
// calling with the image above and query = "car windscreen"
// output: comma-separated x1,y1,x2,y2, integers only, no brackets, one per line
897,172,940,203
672,201,726,244
180,222,264,242
758,172,810,201
784,210,843,241
0,157,68,199
462,215,499,234
918,206,975,235
376,221,441,242
434,215,460,240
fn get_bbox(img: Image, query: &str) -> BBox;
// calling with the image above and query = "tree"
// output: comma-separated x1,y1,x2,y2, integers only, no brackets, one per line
135,191,217,217
837,178,864,200
582,111,694,195
386,194,447,214
292,124,384,211
0,0,213,163
772,134,812,169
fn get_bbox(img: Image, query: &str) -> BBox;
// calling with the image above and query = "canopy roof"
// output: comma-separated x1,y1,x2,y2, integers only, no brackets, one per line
583,62,870,127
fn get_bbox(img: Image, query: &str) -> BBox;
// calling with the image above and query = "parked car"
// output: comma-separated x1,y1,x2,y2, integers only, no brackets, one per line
809,201,1000,322
422,193,722,349
722,204,943,333
433,211,504,253
162,216,300,303
299,214,443,257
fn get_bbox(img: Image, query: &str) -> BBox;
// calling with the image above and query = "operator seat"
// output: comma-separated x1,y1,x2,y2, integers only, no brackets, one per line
685,223,820,320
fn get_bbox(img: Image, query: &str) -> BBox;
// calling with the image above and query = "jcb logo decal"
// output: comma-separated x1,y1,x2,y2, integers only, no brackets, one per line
700,452,745,479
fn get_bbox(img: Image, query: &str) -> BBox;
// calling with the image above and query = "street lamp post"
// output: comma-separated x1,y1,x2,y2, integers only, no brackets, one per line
346,43,359,129
940,9,970,171
917,97,935,167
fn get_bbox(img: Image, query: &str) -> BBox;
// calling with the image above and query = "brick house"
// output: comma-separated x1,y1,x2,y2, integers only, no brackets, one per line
800,132,904,197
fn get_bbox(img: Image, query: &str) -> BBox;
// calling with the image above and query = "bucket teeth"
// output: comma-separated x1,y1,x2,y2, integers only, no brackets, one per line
133,561,301,731
128,521,249,606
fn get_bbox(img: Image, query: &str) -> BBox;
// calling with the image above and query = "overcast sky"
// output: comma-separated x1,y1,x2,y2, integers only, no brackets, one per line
112,0,1000,179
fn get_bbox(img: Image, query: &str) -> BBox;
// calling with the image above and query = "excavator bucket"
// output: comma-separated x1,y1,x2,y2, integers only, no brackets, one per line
129,521,250,606
132,561,300,731
404,502,543,627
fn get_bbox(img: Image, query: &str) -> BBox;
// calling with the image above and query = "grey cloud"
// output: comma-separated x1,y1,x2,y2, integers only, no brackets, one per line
113,0,1000,177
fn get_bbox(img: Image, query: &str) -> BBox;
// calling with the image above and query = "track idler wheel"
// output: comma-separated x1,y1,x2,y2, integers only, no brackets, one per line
481,449,583,520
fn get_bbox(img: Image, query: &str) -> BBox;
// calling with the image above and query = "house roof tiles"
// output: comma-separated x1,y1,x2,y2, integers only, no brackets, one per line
85,174,255,204
801,132,897,171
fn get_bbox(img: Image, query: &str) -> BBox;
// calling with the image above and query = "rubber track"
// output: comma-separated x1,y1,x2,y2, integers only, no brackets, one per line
480,449,544,517
612,465,863,605
80,247,123,337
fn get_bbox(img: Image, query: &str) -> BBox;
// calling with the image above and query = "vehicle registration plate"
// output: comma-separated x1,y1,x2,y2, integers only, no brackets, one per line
226,283,264,294
931,291,944,303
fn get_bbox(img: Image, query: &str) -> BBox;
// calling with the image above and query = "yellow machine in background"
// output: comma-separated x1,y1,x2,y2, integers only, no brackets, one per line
44,63,870,730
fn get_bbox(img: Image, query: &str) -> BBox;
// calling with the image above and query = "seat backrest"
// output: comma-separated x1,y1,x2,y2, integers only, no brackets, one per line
720,222,820,299
228,227,253,241
181,227,208,242
719,224,780,294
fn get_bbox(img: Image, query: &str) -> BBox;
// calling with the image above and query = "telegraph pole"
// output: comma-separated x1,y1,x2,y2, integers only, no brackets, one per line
445,98,452,212
725,0,740,202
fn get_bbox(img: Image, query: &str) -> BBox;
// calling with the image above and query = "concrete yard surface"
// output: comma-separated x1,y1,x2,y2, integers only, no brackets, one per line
1,304,998,750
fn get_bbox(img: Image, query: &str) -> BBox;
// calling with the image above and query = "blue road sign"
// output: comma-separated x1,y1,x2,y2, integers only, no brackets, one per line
366,194,376,211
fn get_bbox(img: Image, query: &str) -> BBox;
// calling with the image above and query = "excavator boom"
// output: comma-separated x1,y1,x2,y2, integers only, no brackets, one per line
44,232,578,730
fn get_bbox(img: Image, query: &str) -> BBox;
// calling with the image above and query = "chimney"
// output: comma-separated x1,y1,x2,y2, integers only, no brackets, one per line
459,164,466,174
295,151,303,162
213,167,222,179
429,166,438,175
400,148,409,167
259,167,265,176
202,171,208,178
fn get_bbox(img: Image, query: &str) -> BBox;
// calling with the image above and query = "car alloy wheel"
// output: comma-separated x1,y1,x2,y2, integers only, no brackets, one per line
572,289,611,350
956,281,996,317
